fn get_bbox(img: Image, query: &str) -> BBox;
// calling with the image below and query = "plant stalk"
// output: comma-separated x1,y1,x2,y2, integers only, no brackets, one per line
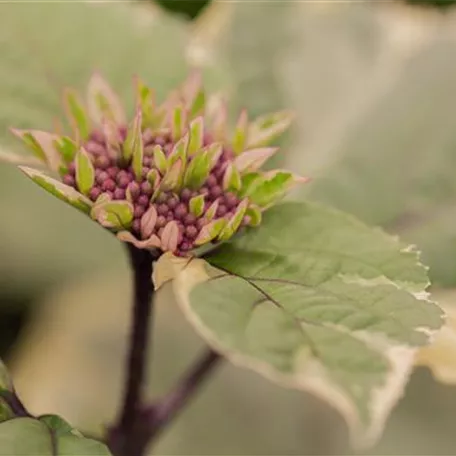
107,245,222,456
145,348,221,447
107,245,158,456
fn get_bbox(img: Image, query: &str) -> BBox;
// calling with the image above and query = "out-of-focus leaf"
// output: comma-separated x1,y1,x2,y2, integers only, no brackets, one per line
155,0,212,20
19,166,92,214
415,289,456,384
0,417,111,455
0,360,12,423
174,202,442,448
0,361,97,445
0,401,12,424
406,0,456,9
0,359,11,393
0,1,230,294
39,414,79,437
75,148,95,196
218,1,456,287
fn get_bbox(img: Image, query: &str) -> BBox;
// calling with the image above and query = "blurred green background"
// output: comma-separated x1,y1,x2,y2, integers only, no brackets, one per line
2,0,456,454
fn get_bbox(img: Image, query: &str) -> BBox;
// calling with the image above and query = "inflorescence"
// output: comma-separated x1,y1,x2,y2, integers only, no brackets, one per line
10,72,306,256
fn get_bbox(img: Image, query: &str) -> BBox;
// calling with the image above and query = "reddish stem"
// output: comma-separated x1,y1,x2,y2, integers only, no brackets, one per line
107,245,158,456
145,349,221,446
107,244,222,456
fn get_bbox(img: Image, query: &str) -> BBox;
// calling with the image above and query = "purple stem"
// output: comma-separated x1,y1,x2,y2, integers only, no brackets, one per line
107,244,222,456
107,245,158,456
145,349,221,446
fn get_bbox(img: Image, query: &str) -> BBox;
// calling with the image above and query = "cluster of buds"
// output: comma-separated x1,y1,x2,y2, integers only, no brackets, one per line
8,72,307,256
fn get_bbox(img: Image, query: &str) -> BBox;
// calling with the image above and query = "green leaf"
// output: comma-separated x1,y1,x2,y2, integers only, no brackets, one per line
0,148,42,166
63,89,91,140
11,130,64,172
0,359,12,393
147,168,161,189
159,158,183,192
222,163,242,192
123,108,141,164
234,147,278,173
131,110,144,180
19,166,92,214
171,105,185,142
91,200,133,230
0,417,111,455
246,171,306,208
87,72,126,126
239,172,262,198
10,129,47,163
135,76,155,129
189,193,205,217
38,415,79,437
206,142,223,169
168,133,188,166
153,145,168,175
194,218,226,246
181,71,206,118
102,118,122,155
75,147,95,196
188,117,204,156
54,137,78,163
245,204,262,227
247,111,294,148
58,434,111,456
0,400,12,424
232,109,248,155
218,198,248,241
184,144,221,190
203,200,219,222
184,151,211,190
190,91,206,119
174,202,443,449
0,360,12,423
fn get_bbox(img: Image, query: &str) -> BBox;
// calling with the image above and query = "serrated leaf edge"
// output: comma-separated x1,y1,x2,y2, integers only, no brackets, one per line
173,259,424,450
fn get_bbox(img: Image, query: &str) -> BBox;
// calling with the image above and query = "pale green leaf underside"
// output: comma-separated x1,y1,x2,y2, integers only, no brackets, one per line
176,202,443,449
0,418,111,455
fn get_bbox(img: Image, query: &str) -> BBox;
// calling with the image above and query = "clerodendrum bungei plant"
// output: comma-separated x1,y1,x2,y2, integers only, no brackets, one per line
0,72,445,456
